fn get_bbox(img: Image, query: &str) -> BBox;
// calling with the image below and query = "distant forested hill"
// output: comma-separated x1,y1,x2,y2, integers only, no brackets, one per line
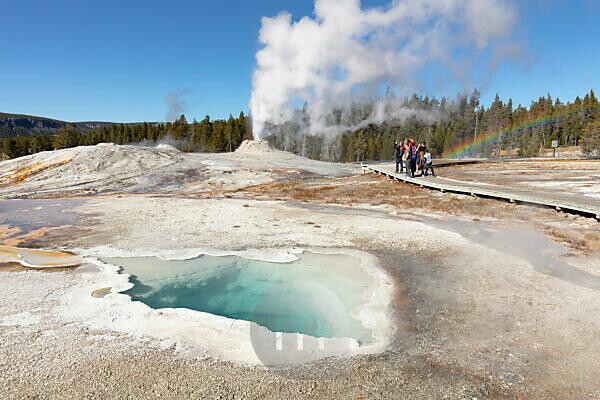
0,113,66,137
0,113,250,160
0,112,140,138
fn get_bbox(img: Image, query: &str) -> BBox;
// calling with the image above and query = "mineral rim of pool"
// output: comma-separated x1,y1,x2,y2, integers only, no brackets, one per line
102,252,375,343
0,245,82,268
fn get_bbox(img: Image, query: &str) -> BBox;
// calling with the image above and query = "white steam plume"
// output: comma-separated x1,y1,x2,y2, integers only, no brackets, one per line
165,89,187,122
250,0,517,139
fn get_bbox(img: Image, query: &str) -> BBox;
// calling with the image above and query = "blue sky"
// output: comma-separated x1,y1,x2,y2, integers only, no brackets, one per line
0,0,598,122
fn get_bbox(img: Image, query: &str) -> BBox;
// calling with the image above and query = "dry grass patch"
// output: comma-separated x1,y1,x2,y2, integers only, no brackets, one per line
543,226,600,253
227,174,518,218
584,232,600,251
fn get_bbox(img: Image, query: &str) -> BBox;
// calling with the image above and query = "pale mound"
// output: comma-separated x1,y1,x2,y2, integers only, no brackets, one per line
0,143,181,194
235,139,274,154
155,144,180,152
0,141,360,197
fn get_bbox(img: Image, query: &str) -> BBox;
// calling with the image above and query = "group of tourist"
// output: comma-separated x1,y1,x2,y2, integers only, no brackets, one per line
394,139,435,177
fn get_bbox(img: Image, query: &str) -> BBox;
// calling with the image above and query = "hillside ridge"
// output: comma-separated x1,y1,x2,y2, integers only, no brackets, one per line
0,112,149,138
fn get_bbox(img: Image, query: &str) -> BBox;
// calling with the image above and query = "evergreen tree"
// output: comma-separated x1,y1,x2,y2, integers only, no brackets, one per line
31,135,53,153
53,126,81,149
2,138,18,159
582,120,600,156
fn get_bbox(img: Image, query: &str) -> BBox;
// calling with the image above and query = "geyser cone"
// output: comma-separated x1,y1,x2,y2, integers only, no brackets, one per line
235,139,274,154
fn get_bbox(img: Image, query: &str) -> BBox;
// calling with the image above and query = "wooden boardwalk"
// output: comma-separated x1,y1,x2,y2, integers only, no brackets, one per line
365,164,600,220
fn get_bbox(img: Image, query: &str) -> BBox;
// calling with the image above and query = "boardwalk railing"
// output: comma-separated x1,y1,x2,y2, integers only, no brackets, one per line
364,164,600,220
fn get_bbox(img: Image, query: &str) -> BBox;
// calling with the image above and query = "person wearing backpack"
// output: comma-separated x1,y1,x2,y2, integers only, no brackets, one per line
423,150,435,177
394,140,403,173
410,141,418,177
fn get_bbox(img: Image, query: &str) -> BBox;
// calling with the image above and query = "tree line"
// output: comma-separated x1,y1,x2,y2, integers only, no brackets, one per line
1,113,250,160
2,90,600,161
265,89,600,161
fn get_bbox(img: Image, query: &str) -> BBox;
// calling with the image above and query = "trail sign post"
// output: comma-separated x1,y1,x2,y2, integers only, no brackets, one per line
551,140,559,158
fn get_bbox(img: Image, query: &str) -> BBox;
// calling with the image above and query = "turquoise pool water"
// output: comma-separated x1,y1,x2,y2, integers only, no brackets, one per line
102,252,374,342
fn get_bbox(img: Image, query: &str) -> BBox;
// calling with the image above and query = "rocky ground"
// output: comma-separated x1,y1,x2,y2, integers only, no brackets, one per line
1,142,599,399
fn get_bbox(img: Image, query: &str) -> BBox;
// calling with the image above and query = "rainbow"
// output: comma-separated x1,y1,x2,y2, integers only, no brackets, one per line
444,109,573,159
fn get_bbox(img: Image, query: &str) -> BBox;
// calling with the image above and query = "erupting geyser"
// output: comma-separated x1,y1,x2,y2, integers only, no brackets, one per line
249,0,518,139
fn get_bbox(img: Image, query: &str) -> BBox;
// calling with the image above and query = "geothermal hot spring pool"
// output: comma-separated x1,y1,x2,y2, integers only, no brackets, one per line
102,252,378,343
